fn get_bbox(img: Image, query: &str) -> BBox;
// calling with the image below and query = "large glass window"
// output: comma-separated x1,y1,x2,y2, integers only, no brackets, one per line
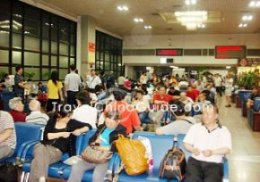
0,49,9,64
95,31,123,77
0,0,77,81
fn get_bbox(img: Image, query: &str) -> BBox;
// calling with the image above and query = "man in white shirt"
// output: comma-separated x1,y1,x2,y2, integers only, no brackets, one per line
214,74,223,97
184,104,232,182
71,91,97,129
64,65,82,107
132,90,150,124
26,100,49,125
86,69,102,92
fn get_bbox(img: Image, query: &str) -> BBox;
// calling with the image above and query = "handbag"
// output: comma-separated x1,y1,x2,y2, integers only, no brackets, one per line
81,126,112,164
81,145,112,164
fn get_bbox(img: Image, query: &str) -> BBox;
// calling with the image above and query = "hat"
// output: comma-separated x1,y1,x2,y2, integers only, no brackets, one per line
112,88,127,101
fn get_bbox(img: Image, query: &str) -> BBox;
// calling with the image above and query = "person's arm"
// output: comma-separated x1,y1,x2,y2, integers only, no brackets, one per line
0,129,13,143
184,143,200,156
47,132,71,140
58,82,64,101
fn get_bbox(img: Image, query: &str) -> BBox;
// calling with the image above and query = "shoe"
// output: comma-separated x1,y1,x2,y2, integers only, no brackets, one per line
112,174,119,182
225,105,231,107
104,174,113,182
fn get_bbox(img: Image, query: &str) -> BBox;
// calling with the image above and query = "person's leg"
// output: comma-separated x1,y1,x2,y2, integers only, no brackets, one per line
29,144,62,182
92,162,109,182
0,145,14,160
67,160,95,182
184,157,203,182
203,162,223,182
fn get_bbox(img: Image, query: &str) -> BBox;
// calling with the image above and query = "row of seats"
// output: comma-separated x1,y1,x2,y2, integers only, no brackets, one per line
1,123,229,182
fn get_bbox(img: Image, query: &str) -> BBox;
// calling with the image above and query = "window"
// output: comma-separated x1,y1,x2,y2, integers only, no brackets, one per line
95,31,123,77
0,50,9,64
0,0,77,80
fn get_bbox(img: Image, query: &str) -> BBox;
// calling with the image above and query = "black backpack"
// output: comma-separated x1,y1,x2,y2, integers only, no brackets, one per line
159,137,186,181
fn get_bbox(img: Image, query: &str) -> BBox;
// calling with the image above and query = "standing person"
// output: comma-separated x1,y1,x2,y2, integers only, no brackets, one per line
64,65,82,107
0,110,16,160
86,69,102,92
214,74,223,97
224,73,234,107
46,71,64,112
183,104,232,182
28,106,91,182
14,65,27,98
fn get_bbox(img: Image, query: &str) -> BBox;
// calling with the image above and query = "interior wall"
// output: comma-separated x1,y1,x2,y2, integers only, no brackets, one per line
123,34,260,49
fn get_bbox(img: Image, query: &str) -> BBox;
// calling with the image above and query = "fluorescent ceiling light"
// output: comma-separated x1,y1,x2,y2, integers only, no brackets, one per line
117,5,128,11
175,11,207,17
249,1,260,7
146,67,152,70
242,15,253,21
226,66,231,69
134,17,144,23
144,25,152,29
185,0,197,5
239,23,248,28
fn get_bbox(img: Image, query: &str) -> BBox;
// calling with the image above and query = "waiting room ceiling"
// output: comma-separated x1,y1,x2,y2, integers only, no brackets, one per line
38,0,260,36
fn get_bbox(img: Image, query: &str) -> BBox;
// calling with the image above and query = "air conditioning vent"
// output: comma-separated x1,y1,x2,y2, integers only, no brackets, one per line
247,49,260,56
184,49,202,56
123,49,155,56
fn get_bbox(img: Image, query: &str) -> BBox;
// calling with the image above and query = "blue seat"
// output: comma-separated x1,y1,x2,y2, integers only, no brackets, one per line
0,123,42,164
238,90,252,104
21,129,96,181
1,92,16,111
247,98,260,131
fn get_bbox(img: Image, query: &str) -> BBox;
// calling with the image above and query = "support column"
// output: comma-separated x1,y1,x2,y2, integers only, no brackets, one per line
77,15,96,79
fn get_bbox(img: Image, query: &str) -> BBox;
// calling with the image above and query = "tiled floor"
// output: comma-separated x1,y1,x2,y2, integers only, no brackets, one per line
218,97,260,182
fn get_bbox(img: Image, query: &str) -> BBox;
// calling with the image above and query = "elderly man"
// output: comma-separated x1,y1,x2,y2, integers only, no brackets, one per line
9,97,26,122
0,110,16,159
26,99,49,125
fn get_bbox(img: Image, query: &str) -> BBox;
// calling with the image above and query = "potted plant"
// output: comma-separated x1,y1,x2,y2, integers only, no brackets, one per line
24,72,35,81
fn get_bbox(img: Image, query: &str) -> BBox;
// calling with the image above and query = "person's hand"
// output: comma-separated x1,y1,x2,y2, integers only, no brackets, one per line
60,132,71,138
202,149,213,157
192,148,201,156
72,129,82,136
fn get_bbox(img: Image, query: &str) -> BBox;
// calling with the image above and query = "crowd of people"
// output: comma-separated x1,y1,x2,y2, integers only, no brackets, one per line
1,64,260,182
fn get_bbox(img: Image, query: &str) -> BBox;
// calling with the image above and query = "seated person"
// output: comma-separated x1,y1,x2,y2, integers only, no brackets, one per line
156,101,196,135
68,111,127,182
167,85,181,97
150,85,174,125
186,84,200,102
184,104,231,182
179,92,194,105
132,89,150,124
71,91,97,129
194,92,211,114
9,97,26,122
247,86,260,108
0,110,16,160
29,106,91,182
105,88,141,134
26,99,49,125
95,85,107,101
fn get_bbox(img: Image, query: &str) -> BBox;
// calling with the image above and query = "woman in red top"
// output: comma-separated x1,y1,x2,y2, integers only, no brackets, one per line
9,97,26,122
